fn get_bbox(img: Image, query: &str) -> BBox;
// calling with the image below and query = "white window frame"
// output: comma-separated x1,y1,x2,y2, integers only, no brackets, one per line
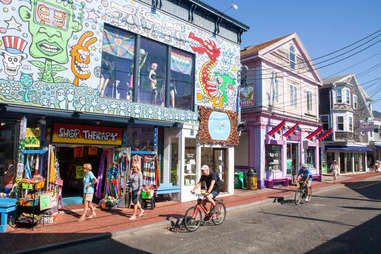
348,116,353,132
346,89,350,104
336,88,342,103
289,45,296,70
337,116,344,131
353,95,357,109
270,72,279,104
306,91,313,113
290,84,297,107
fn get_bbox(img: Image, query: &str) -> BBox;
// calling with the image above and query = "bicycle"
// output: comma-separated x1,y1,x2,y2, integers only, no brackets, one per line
183,193,226,232
294,180,312,205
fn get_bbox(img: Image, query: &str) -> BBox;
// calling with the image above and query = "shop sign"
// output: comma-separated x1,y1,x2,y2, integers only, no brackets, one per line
198,107,239,146
52,124,123,145
360,122,374,132
76,165,84,179
208,112,231,141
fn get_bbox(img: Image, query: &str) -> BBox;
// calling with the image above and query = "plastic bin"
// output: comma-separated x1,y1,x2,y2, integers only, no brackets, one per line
234,172,245,189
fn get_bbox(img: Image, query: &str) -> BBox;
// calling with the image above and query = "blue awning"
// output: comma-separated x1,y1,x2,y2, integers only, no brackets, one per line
375,145,381,149
325,146,373,152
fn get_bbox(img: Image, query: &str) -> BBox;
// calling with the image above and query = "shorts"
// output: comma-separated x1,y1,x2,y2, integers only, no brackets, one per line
210,190,219,198
83,193,94,202
307,180,312,187
132,190,139,204
332,170,338,176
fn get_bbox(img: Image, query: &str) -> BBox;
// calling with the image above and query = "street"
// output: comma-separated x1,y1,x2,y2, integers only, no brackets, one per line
41,175,381,254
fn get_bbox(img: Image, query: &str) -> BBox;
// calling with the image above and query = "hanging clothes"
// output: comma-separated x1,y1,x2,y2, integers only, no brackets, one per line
155,155,160,187
49,150,56,183
96,150,113,199
143,156,155,185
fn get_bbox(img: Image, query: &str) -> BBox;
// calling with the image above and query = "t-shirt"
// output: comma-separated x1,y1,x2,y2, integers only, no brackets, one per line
298,168,312,181
83,171,96,194
200,172,220,192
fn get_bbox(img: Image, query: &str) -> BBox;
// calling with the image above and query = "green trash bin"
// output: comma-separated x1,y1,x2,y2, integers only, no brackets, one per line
234,171,245,189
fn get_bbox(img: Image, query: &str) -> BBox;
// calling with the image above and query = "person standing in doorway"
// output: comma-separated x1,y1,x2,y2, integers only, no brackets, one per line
330,160,339,183
79,163,97,222
129,165,144,220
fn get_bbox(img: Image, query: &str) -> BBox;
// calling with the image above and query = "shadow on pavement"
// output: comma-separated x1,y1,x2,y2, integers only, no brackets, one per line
0,232,150,254
307,213,381,254
341,206,381,211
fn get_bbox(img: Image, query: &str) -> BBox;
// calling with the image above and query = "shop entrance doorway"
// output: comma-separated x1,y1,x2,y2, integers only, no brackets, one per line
201,148,227,192
287,143,299,176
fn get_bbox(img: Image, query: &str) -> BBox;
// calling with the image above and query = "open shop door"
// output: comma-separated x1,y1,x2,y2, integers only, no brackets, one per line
113,147,131,208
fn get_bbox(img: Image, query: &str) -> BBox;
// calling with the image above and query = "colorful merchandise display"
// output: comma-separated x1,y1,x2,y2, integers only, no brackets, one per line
99,165,121,209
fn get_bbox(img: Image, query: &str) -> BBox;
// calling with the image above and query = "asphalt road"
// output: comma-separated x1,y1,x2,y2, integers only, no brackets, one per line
41,175,381,254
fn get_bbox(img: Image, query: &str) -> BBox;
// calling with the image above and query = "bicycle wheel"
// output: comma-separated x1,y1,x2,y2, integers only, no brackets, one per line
183,206,202,232
294,189,303,205
212,202,226,225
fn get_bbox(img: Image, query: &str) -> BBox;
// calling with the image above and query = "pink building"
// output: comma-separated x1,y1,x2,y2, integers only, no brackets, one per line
236,33,323,188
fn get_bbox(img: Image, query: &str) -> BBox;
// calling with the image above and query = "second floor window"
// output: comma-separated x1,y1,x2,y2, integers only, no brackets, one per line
337,116,344,131
290,45,296,70
353,95,358,109
336,88,342,103
321,115,329,130
306,91,313,112
346,89,350,104
349,116,353,132
270,72,279,104
290,85,297,107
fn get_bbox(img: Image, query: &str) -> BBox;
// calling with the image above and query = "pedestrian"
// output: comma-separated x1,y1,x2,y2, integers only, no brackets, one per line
79,163,97,222
128,165,144,220
330,160,338,183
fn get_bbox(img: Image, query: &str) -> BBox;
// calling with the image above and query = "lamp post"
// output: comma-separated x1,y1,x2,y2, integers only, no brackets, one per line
222,4,238,14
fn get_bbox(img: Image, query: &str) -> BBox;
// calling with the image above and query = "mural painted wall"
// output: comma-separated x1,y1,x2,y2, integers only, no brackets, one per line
0,0,240,123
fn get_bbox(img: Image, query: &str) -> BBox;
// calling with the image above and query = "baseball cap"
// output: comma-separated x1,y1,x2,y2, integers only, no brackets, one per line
201,165,209,171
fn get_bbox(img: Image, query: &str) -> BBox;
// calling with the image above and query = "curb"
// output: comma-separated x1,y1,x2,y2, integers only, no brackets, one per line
8,178,374,254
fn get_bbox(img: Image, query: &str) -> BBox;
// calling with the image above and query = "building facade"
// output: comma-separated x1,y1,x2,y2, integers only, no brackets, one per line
0,0,248,203
320,73,374,174
236,33,322,188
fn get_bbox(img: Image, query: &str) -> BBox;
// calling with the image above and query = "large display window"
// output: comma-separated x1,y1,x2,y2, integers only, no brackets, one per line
0,121,17,192
184,138,196,186
170,48,194,110
138,38,167,106
100,25,136,101
305,147,316,169
265,145,282,171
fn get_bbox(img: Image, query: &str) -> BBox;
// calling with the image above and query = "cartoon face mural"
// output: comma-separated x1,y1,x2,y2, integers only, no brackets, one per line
0,36,27,80
70,31,97,86
19,0,82,82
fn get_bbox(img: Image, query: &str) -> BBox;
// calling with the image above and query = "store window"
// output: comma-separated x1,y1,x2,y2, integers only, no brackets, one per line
0,121,17,192
265,145,282,171
138,37,167,106
345,152,353,173
127,125,156,151
170,48,195,110
305,147,316,169
337,116,344,131
289,45,296,69
184,138,196,186
100,24,135,101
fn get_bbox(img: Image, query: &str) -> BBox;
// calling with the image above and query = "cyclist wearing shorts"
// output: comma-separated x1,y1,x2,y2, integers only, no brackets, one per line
296,163,312,201
191,165,220,213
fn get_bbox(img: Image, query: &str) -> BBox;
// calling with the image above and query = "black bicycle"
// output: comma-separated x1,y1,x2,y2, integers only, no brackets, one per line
183,193,226,232
294,180,312,205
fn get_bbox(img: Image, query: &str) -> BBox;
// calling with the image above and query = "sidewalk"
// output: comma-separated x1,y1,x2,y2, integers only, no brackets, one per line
1,172,380,254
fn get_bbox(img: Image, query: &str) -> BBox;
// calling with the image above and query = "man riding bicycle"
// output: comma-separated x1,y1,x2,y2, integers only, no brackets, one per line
191,165,220,213
296,163,312,201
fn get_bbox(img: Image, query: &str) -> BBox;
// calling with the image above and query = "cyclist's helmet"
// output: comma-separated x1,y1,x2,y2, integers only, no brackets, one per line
302,163,308,169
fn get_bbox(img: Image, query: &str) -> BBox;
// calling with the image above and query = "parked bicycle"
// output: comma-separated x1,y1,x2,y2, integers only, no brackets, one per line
183,193,226,232
294,180,312,205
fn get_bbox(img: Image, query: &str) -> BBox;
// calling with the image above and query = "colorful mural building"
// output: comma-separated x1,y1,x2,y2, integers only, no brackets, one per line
0,0,249,206
236,33,323,188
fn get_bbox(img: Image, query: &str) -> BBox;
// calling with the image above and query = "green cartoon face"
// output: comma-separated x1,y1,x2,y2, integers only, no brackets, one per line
19,0,82,64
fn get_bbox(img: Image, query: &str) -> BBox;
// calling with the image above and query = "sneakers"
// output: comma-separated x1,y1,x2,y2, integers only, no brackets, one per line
88,213,96,219
129,215,136,220
305,196,311,202
139,210,145,217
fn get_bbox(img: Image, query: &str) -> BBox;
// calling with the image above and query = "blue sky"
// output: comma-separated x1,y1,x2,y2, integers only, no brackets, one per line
206,0,381,111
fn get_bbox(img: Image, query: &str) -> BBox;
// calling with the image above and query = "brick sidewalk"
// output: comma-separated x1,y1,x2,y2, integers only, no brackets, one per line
1,172,380,254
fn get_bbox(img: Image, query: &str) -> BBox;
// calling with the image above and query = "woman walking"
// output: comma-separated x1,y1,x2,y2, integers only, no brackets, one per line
330,160,339,183
128,166,144,220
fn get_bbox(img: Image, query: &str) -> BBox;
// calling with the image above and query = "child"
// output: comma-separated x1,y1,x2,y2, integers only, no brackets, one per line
79,163,97,222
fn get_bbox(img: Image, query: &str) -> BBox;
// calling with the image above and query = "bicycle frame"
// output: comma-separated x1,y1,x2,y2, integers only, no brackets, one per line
191,194,214,219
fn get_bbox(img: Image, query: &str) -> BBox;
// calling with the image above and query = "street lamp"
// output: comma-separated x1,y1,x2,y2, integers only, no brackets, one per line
222,4,238,13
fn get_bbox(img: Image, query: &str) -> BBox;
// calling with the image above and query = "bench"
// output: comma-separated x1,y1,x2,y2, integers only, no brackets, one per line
0,198,17,232
264,178,289,188
312,175,322,182
156,183,180,195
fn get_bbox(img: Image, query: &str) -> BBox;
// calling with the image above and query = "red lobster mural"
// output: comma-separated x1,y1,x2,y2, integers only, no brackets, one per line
189,32,221,105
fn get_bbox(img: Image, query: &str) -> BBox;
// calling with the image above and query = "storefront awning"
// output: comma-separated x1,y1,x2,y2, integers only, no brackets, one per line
375,145,381,149
325,146,373,152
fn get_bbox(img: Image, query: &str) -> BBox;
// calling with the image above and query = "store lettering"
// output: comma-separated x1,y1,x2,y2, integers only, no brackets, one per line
58,128,119,141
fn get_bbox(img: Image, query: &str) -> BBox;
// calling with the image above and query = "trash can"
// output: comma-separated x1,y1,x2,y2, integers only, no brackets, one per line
246,169,258,190
234,171,245,189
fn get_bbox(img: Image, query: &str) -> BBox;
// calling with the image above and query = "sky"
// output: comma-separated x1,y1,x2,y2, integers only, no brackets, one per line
205,0,381,112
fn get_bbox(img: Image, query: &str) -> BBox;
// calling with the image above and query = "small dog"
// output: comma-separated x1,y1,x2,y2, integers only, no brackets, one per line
273,197,285,204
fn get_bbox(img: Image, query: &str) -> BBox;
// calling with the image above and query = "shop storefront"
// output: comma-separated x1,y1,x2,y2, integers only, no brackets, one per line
325,146,371,174
0,0,248,218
